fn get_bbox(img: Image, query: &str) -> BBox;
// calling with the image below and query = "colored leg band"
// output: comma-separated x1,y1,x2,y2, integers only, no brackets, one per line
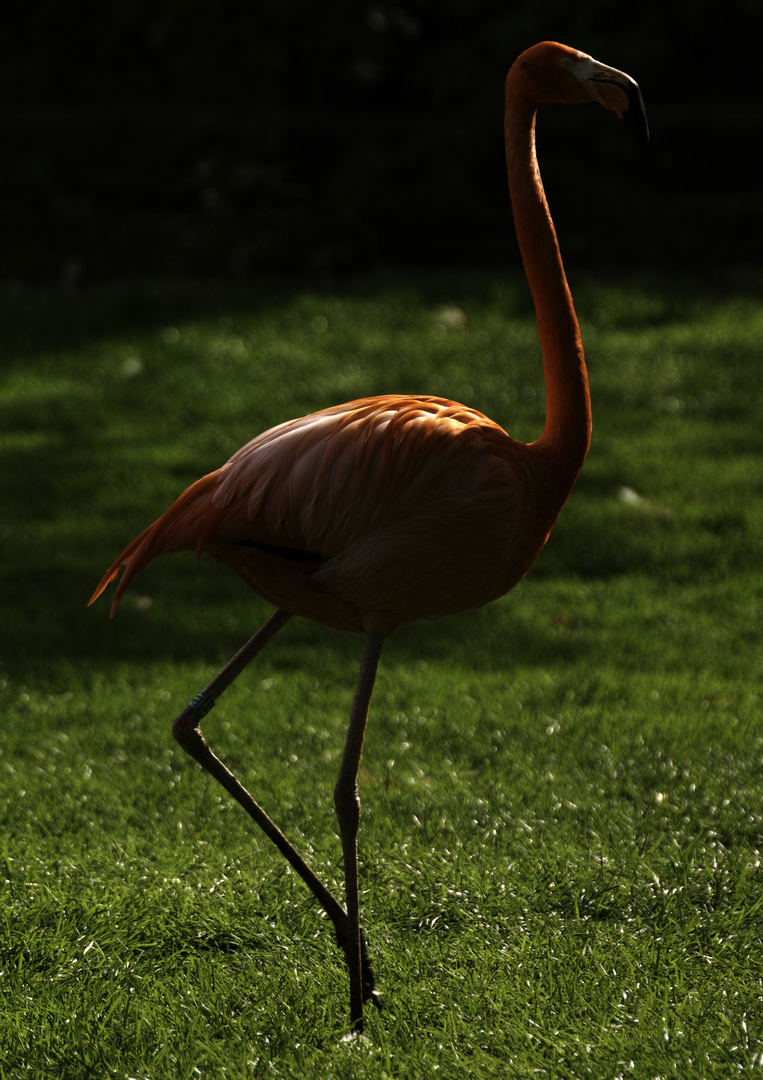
188,691,216,718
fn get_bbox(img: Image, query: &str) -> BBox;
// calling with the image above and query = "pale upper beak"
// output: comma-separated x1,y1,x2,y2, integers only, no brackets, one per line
572,55,649,144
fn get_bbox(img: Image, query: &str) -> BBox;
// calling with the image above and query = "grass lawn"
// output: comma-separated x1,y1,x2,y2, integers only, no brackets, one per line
1,267,762,1077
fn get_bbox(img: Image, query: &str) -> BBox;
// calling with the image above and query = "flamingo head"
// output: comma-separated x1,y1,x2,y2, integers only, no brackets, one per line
512,41,649,145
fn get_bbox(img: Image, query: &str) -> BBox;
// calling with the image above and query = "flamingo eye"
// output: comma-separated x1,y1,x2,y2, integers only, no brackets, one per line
559,58,571,70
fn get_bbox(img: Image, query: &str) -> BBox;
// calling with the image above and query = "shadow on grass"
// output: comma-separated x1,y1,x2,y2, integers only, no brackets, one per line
0,278,300,370
7,551,592,691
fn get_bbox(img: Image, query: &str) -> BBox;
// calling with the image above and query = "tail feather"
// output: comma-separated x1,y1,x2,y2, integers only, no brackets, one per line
87,522,166,617
88,470,223,617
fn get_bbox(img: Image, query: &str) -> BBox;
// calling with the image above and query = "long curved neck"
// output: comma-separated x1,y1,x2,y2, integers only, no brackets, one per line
504,83,592,478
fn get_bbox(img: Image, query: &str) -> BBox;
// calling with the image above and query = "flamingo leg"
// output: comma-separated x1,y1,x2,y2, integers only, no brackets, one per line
170,607,381,1025
334,631,384,1035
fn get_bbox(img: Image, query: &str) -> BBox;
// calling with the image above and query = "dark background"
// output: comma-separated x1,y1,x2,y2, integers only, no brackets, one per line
5,1,761,282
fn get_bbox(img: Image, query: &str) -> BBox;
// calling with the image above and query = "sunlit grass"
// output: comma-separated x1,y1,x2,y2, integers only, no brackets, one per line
1,268,762,1077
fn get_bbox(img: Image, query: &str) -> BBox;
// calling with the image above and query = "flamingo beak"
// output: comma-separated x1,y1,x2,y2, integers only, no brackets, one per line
574,57,650,145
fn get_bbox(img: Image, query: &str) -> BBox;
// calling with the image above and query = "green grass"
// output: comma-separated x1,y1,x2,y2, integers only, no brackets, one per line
2,267,763,1077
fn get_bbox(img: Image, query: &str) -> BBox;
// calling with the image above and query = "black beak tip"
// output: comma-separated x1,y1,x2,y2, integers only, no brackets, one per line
624,85,649,146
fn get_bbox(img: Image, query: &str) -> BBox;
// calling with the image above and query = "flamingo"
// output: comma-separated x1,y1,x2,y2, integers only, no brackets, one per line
90,42,647,1035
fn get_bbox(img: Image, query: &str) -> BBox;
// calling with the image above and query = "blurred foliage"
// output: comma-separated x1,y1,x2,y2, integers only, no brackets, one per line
4,1,762,279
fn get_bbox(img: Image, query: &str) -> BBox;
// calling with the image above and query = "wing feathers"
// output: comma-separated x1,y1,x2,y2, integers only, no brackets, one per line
91,394,520,624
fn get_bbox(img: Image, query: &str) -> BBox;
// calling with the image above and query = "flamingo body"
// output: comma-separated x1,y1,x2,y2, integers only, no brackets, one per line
91,394,580,635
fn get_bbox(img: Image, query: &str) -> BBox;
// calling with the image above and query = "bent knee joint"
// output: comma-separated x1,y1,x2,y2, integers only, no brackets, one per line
173,695,216,753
